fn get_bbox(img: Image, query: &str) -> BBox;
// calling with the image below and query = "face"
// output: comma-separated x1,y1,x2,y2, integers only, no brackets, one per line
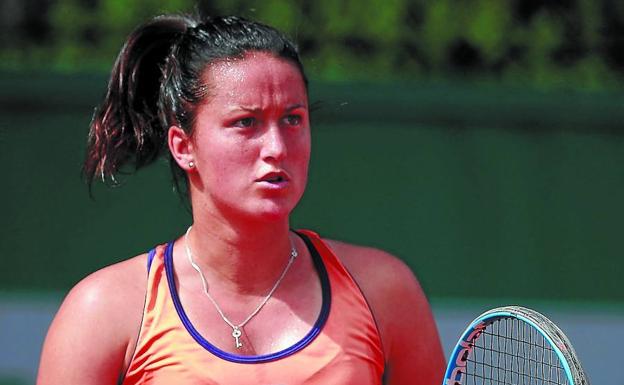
185,52,310,222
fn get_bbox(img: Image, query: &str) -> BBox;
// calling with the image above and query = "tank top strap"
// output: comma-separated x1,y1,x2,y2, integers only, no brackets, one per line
295,229,385,362
146,247,157,272
295,229,370,299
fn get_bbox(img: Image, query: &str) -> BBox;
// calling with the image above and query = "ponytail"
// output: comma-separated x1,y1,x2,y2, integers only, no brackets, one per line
83,15,195,186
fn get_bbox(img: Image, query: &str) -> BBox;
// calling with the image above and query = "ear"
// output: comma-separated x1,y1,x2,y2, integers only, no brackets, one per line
168,126,195,171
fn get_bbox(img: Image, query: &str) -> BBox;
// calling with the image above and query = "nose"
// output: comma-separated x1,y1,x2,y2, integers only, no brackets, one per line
260,124,287,162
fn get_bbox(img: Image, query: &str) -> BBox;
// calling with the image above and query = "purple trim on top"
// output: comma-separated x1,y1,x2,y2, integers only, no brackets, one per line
147,248,157,273
163,231,331,364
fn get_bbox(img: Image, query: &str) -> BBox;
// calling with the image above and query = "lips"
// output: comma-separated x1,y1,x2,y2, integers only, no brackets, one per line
257,171,290,184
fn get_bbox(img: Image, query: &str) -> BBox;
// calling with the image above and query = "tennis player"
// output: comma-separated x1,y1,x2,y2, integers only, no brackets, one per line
36,14,444,385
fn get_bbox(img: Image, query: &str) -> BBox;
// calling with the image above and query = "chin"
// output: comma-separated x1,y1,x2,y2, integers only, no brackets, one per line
250,198,299,222
255,206,294,222
214,190,303,224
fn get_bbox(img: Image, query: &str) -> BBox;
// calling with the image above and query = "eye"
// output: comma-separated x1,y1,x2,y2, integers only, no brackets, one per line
283,114,302,126
233,117,256,128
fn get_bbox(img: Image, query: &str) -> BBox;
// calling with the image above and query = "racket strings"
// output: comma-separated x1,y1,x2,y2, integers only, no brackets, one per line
463,318,569,385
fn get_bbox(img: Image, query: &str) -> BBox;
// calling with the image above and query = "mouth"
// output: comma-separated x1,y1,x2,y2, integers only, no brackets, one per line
257,171,290,184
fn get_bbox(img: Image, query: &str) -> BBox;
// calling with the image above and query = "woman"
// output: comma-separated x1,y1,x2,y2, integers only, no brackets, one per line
37,14,444,385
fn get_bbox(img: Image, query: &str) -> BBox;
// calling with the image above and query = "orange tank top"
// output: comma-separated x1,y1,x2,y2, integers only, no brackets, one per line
122,230,385,385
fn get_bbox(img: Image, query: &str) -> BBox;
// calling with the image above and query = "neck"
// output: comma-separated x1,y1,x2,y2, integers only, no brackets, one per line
184,214,295,294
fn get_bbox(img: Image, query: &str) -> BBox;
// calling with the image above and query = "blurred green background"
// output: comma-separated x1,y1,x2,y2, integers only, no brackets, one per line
3,0,624,89
2,0,622,301
1,1,623,383
2,74,624,302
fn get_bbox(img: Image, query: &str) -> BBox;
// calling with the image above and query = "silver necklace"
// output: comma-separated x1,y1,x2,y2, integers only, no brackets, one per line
184,226,298,349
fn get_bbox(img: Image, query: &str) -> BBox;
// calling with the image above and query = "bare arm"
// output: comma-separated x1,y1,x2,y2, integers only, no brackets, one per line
326,240,445,385
36,256,146,385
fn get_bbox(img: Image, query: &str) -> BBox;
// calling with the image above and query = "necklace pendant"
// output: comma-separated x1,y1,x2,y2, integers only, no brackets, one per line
232,327,243,349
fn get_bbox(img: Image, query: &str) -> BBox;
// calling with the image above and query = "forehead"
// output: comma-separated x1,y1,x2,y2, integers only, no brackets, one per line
201,52,308,108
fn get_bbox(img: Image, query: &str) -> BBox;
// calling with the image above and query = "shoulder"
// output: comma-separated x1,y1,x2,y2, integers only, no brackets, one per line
322,239,421,335
63,253,148,320
323,239,415,286
322,238,445,385
37,253,149,385
323,238,429,322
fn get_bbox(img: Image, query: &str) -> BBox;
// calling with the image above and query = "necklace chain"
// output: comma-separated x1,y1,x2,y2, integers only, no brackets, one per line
184,226,298,349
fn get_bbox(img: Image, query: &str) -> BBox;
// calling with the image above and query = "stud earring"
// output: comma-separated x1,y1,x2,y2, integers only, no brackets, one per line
188,161,195,168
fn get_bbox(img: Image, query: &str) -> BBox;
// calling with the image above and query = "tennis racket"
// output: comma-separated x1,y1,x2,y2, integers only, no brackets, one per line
443,305,589,385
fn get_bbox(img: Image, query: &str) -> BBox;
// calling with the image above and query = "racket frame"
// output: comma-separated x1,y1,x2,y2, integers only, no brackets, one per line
443,305,589,385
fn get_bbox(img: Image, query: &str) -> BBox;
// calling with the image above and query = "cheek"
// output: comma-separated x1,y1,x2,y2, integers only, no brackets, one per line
290,132,311,191
196,137,251,178
298,131,312,167
220,136,250,158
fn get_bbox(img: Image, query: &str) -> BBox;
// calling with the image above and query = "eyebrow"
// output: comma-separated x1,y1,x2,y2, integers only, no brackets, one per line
285,103,306,111
226,103,307,114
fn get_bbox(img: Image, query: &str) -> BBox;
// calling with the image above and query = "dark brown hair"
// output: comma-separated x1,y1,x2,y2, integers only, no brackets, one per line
83,14,306,193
